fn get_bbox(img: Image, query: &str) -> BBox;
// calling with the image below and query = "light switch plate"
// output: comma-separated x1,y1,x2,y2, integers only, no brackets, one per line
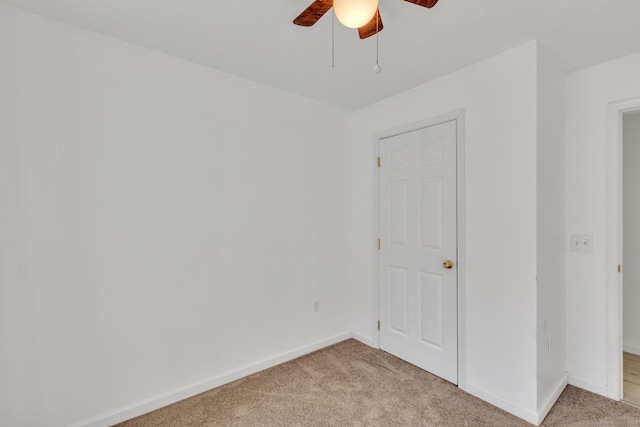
570,234,593,252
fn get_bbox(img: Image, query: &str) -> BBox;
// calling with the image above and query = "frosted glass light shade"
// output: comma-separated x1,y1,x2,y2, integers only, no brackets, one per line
333,0,379,29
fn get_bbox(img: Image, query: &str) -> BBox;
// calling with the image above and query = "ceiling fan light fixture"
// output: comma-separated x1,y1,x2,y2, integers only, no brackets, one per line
333,0,379,29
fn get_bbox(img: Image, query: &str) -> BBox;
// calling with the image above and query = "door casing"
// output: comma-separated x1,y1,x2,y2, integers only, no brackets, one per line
605,98,640,400
372,110,466,391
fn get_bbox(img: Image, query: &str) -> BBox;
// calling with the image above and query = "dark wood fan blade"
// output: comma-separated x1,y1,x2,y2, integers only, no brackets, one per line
293,0,333,26
404,0,439,8
358,10,383,39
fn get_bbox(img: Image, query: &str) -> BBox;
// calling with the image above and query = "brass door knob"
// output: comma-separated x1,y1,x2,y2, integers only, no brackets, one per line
442,260,454,269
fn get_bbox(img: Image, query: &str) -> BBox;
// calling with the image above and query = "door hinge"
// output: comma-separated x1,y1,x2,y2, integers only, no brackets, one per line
377,239,381,250
377,156,381,168
618,264,621,273
377,320,381,331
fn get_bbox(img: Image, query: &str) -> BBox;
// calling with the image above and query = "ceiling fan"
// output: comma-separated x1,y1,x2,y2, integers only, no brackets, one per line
293,0,439,39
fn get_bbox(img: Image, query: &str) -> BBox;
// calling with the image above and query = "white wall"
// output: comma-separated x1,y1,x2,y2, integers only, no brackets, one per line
0,5,352,426
536,45,568,415
8,2,631,423
349,42,540,422
566,51,640,395
623,111,640,356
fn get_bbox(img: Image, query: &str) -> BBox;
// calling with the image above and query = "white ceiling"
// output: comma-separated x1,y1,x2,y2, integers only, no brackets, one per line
3,0,640,110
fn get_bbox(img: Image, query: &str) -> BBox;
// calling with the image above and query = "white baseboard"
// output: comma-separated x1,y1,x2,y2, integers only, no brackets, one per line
66,334,576,427
351,330,375,347
624,343,640,356
567,374,608,398
71,332,352,427
536,375,568,425
465,381,539,425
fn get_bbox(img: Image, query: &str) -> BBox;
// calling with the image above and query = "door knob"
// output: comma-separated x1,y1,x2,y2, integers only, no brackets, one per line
442,260,454,269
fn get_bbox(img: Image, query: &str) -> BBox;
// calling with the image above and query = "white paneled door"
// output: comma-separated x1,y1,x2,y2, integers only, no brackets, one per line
379,120,458,384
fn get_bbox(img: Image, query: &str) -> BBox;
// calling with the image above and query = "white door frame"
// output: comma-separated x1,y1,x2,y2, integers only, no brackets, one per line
372,110,466,391
606,98,640,400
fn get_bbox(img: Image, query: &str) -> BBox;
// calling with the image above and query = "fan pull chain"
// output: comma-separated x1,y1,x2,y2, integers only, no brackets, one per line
332,9,335,68
373,9,381,73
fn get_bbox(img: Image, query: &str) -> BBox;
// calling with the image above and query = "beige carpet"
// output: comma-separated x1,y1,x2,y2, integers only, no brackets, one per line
115,339,640,426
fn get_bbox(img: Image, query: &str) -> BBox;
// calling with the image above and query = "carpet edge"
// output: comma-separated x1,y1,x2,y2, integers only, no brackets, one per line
536,375,568,425
70,332,352,427
465,381,539,425
567,374,608,397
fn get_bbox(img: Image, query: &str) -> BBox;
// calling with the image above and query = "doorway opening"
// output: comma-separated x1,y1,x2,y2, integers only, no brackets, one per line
606,98,640,404
622,110,640,406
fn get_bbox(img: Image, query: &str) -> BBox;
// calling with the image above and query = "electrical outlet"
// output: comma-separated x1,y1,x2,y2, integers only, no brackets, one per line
313,300,320,313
